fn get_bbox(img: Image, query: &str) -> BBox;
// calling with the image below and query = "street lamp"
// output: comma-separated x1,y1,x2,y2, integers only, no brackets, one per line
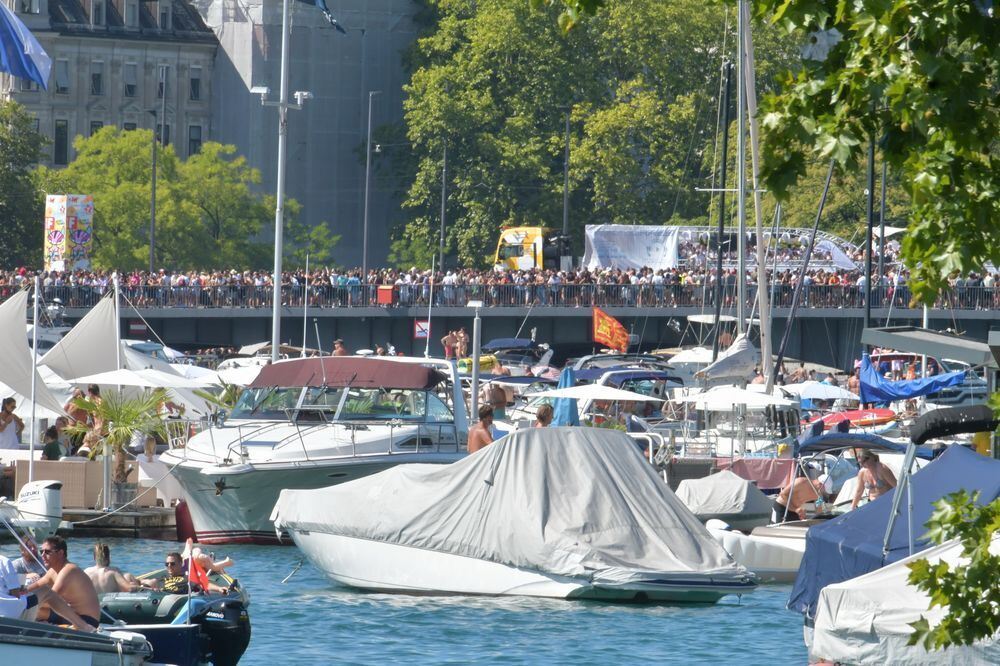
468,299,483,420
148,107,158,273
362,90,381,282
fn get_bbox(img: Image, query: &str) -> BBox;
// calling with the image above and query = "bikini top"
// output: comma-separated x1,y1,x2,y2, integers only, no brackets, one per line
863,469,889,495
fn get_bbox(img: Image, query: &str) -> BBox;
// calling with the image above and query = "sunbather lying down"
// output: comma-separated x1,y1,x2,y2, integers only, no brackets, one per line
182,538,234,574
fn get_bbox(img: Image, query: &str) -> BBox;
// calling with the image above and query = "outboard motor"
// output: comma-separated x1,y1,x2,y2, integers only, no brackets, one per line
15,480,63,539
187,596,251,666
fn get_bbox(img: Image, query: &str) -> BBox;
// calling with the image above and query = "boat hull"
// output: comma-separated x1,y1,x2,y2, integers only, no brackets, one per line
288,529,753,603
167,453,465,545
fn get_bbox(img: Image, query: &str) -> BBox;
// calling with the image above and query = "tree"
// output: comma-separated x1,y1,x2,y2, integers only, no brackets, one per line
907,490,1000,650
0,101,47,268
37,128,336,270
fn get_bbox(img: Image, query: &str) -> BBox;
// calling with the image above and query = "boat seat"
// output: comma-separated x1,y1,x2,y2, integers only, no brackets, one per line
154,593,191,620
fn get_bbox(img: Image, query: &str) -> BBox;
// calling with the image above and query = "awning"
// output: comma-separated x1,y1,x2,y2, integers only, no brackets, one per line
860,326,997,369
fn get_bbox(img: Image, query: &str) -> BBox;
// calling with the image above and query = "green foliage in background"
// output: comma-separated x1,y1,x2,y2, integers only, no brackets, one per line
0,101,47,268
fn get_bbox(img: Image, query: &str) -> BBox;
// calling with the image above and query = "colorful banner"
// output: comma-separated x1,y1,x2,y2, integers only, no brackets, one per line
592,307,629,352
44,194,94,271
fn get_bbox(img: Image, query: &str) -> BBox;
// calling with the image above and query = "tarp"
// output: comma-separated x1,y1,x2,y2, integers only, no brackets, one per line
0,290,65,416
551,368,579,427
694,334,758,381
717,457,796,491
583,224,680,271
675,470,773,521
273,427,746,584
798,433,935,460
859,354,965,404
482,338,536,352
788,445,1000,618
811,533,1000,665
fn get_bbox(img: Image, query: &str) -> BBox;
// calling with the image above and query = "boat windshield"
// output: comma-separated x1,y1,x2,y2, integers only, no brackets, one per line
229,386,454,422
230,387,300,419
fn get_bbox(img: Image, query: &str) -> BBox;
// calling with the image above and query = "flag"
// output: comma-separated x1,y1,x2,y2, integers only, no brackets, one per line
188,557,211,591
0,2,51,89
592,307,629,352
295,0,348,33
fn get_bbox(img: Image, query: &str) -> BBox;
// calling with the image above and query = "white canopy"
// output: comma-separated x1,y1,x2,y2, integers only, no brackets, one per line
673,385,796,411
668,346,714,365
781,381,858,401
0,290,66,416
529,384,663,402
811,533,1000,665
66,368,210,389
39,296,121,381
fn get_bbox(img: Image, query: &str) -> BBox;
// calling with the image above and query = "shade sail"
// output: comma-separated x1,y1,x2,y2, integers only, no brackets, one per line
40,296,121,381
0,290,65,416
66,368,210,389
249,357,446,390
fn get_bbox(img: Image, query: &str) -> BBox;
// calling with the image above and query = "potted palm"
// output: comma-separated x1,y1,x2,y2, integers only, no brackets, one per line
66,388,169,510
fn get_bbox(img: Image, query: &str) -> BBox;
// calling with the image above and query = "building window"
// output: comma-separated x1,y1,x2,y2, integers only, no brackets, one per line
54,120,69,165
189,67,201,101
19,77,39,92
20,0,40,14
54,60,70,94
123,122,137,131
159,4,171,29
123,63,137,97
125,0,138,27
90,61,103,95
91,0,104,25
156,123,170,146
188,125,202,155
90,121,103,136
157,67,168,99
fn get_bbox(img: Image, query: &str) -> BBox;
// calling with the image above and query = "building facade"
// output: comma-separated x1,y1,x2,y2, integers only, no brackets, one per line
0,0,217,164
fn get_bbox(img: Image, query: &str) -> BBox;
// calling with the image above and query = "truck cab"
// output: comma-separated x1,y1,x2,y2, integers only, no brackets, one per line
493,226,567,271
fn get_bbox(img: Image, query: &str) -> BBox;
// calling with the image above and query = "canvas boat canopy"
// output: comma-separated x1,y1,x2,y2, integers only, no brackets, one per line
675,470,773,522
249,357,446,390
909,405,999,446
273,427,749,586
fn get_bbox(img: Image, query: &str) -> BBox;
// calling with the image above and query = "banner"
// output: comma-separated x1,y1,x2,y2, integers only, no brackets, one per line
582,224,679,271
44,194,94,271
592,307,629,352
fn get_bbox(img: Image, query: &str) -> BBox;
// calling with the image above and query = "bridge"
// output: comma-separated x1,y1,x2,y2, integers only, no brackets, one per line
50,284,998,371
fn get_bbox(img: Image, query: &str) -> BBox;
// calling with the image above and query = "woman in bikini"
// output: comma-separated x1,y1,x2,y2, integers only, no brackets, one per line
851,450,897,509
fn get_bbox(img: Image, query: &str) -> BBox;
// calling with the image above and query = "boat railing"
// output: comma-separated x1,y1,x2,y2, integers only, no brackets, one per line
265,418,464,460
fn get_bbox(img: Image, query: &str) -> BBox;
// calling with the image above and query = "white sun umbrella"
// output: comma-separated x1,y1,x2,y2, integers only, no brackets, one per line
673,386,795,411
66,368,209,389
528,384,664,402
781,381,858,401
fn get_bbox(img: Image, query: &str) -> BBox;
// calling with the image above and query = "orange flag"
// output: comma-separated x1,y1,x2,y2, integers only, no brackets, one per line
188,557,211,591
592,307,629,352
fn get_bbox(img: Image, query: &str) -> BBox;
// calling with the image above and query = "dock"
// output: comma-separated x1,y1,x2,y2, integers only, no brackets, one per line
62,507,178,541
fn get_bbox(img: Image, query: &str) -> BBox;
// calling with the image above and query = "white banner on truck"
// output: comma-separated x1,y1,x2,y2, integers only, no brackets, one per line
583,225,680,271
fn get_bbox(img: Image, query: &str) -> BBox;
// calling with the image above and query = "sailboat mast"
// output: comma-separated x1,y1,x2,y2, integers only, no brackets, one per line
735,0,747,335
711,61,734,363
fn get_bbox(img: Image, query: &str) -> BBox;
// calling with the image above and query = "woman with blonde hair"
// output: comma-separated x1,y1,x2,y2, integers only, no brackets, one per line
851,450,897,509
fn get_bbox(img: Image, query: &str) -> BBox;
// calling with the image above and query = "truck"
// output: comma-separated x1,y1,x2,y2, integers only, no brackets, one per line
492,226,569,271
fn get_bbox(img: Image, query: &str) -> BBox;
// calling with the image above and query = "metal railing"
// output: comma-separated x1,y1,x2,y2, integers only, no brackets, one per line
16,283,1000,310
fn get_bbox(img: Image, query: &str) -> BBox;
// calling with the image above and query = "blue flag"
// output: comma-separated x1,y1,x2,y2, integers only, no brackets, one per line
296,0,347,33
0,2,51,89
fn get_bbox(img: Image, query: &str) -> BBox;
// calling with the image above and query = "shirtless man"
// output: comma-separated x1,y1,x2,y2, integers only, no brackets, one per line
25,536,102,629
773,473,829,522
85,542,139,594
440,331,458,360
467,405,494,454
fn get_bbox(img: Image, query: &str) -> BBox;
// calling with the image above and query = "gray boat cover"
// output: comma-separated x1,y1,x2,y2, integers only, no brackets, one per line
272,427,747,585
675,470,773,519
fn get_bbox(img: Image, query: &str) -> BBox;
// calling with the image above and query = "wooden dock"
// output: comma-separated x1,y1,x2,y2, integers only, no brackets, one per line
62,507,178,541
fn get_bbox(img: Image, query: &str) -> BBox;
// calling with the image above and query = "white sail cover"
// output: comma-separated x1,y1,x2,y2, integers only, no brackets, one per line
811,533,1000,665
0,290,65,415
39,296,120,380
675,470,773,519
694,333,758,381
273,427,747,585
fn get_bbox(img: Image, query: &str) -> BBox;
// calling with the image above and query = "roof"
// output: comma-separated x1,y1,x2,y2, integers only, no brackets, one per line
860,326,997,368
249,357,446,390
48,0,216,41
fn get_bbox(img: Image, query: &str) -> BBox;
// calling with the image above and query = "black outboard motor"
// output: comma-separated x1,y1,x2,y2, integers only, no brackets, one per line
189,596,251,666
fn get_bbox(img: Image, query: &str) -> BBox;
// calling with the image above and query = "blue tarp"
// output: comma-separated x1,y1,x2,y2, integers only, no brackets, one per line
551,368,579,426
788,445,1000,618
798,432,935,460
859,353,965,404
482,338,536,351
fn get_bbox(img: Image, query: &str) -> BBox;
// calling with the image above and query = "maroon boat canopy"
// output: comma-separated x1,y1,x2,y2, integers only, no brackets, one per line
249,357,447,390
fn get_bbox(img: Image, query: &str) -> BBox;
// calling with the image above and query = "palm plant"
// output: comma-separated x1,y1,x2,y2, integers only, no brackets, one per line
194,380,241,413
65,388,169,485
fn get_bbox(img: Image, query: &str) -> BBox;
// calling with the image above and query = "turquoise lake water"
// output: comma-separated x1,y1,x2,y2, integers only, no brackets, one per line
39,538,808,664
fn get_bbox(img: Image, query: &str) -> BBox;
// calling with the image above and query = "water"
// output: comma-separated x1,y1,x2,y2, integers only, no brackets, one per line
48,538,807,664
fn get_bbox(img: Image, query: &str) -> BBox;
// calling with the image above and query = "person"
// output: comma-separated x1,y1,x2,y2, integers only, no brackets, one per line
85,543,139,594
181,537,234,574
140,550,227,594
332,339,349,356
2,550,95,630
63,389,89,452
440,331,457,360
851,450,897,509
41,425,68,461
12,538,46,579
468,405,494,454
85,384,105,436
0,397,24,449
456,327,469,358
533,403,553,428
24,536,102,629
486,382,507,420
375,345,387,356
773,470,829,522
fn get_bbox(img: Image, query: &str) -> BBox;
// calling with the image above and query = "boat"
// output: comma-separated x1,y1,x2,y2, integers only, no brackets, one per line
479,338,554,376
272,427,758,602
810,533,1000,665
161,356,469,544
675,470,773,531
706,520,810,583
813,407,896,429
0,617,152,665
0,480,64,541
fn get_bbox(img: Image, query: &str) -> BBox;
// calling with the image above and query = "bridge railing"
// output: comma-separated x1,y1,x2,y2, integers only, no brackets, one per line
27,283,1000,310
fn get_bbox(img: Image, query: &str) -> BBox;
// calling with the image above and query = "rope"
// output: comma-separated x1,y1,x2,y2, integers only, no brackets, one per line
72,456,185,525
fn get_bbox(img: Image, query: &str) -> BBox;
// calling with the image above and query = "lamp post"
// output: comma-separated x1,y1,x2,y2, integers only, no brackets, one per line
561,107,570,268
439,143,447,271
148,108,157,273
362,90,381,282
468,299,483,420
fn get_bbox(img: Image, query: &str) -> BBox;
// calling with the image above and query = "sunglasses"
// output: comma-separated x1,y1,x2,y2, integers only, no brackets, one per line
40,549,59,555
165,561,180,567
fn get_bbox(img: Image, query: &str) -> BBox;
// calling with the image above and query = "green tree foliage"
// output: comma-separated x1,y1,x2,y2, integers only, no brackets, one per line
37,128,336,271
907,490,1000,650
0,101,47,268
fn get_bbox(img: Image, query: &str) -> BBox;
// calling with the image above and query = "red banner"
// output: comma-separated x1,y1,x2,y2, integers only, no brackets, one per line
592,307,629,352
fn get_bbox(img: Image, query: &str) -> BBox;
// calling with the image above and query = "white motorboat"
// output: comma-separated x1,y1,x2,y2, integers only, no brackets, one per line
0,480,64,541
161,356,468,544
707,521,811,583
272,427,758,603
0,618,152,665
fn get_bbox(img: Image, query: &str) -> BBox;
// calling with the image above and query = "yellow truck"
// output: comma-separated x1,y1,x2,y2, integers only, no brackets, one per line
493,226,567,271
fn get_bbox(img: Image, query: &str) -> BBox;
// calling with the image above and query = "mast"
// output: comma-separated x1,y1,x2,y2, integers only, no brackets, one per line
28,276,39,482
735,0,747,334
711,61,734,363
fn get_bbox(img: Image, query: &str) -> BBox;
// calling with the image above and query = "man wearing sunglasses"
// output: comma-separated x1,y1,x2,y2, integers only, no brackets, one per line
140,553,226,594
24,536,101,629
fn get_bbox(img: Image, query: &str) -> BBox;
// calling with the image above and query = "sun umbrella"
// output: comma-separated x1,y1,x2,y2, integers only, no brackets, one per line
0,2,51,89
781,381,858,401
673,386,795,411
67,368,210,389
551,368,579,426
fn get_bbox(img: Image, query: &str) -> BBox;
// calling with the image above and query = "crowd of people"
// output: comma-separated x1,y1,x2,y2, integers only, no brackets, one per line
0,263,997,311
